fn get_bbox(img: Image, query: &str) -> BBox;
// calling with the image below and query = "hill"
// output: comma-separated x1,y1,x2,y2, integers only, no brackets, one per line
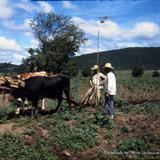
0,63,18,74
73,47,160,70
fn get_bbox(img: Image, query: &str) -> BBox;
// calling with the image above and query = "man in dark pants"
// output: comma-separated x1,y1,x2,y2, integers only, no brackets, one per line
103,63,116,119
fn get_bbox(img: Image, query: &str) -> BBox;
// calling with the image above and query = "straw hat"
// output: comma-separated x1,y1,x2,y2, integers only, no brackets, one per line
104,63,114,69
91,65,99,70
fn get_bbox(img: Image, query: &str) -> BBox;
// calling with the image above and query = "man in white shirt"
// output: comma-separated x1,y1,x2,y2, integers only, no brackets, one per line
103,63,116,119
81,65,106,106
91,65,106,102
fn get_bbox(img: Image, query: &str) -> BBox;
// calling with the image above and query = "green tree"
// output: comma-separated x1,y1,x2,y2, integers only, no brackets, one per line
24,12,86,73
131,67,144,77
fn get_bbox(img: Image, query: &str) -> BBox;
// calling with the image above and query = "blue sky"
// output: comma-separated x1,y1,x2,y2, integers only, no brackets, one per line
0,0,160,64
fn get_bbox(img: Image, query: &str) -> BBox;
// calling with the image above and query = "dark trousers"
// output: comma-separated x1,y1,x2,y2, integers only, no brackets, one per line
105,95,115,115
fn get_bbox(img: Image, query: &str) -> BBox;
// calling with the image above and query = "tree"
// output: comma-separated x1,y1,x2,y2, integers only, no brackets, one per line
131,67,144,77
152,70,160,77
24,12,86,73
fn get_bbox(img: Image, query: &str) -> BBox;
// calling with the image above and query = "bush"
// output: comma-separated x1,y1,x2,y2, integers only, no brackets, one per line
117,138,149,153
0,133,58,160
50,124,97,151
120,125,132,133
152,70,160,77
131,67,144,77
93,112,113,129
81,69,90,77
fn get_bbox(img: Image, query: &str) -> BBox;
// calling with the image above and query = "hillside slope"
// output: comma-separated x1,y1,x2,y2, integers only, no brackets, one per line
73,47,160,70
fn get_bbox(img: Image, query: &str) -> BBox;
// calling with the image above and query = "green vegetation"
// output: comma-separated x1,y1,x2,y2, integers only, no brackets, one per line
0,133,58,160
131,66,144,77
0,71,159,159
73,47,160,71
117,138,149,152
152,70,160,77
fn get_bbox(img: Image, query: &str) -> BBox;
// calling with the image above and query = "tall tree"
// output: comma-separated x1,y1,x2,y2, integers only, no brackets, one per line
24,12,86,73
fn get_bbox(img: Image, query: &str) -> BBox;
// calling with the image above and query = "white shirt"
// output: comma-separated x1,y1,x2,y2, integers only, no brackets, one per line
104,72,116,95
92,72,106,89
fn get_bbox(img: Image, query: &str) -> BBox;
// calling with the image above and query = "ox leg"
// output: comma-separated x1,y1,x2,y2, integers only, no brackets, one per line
15,98,23,115
31,100,38,118
53,97,63,113
63,89,71,106
41,98,45,110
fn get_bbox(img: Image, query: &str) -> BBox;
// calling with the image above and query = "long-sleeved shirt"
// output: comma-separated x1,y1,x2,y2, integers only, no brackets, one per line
104,72,116,95
91,72,106,89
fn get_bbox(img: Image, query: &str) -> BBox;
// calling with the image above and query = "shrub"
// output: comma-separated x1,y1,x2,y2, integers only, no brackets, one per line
115,98,128,108
81,69,90,77
93,112,113,129
131,67,144,77
50,124,97,151
120,125,132,133
152,70,160,77
0,133,58,160
117,138,149,153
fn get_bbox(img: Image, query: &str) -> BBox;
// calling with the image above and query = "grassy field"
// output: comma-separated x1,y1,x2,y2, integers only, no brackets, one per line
0,70,159,160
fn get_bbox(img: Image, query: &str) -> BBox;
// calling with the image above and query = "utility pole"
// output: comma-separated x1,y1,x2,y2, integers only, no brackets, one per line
95,16,109,106
97,16,109,67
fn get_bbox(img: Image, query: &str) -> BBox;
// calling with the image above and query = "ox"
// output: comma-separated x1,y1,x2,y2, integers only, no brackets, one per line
8,74,70,117
16,71,48,112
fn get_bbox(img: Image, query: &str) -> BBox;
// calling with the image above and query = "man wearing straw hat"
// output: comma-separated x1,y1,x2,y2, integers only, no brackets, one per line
91,65,106,102
103,63,116,119
81,65,105,106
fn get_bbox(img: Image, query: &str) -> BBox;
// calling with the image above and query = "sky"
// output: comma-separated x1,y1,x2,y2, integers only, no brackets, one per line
0,0,160,64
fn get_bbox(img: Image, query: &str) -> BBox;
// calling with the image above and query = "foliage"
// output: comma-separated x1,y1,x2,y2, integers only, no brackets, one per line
23,12,86,73
0,103,16,123
117,138,149,152
152,70,160,77
0,133,58,160
0,63,18,75
115,98,128,108
63,60,78,77
131,102,160,118
131,67,144,77
49,124,97,151
120,125,132,133
93,112,113,129
81,69,90,77
73,47,160,70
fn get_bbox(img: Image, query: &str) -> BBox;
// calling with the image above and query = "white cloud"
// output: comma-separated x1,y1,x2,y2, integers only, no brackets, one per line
0,51,26,64
0,0,13,19
16,0,35,12
72,17,160,41
124,22,160,39
38,1,54,13
62,1,78,9
0,36,28,64
0,36,22,51
2,18,31,31
24,31,32,37
30,39,39,48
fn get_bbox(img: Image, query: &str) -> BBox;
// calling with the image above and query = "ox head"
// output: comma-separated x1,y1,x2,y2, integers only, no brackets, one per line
3,76,25,88
2,76,26,102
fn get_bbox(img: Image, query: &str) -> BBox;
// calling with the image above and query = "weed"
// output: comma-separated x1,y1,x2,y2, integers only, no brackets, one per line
49,124,97,151
0,132,58,160
93,112,113,129
117,138,150,153
120,125,132,133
